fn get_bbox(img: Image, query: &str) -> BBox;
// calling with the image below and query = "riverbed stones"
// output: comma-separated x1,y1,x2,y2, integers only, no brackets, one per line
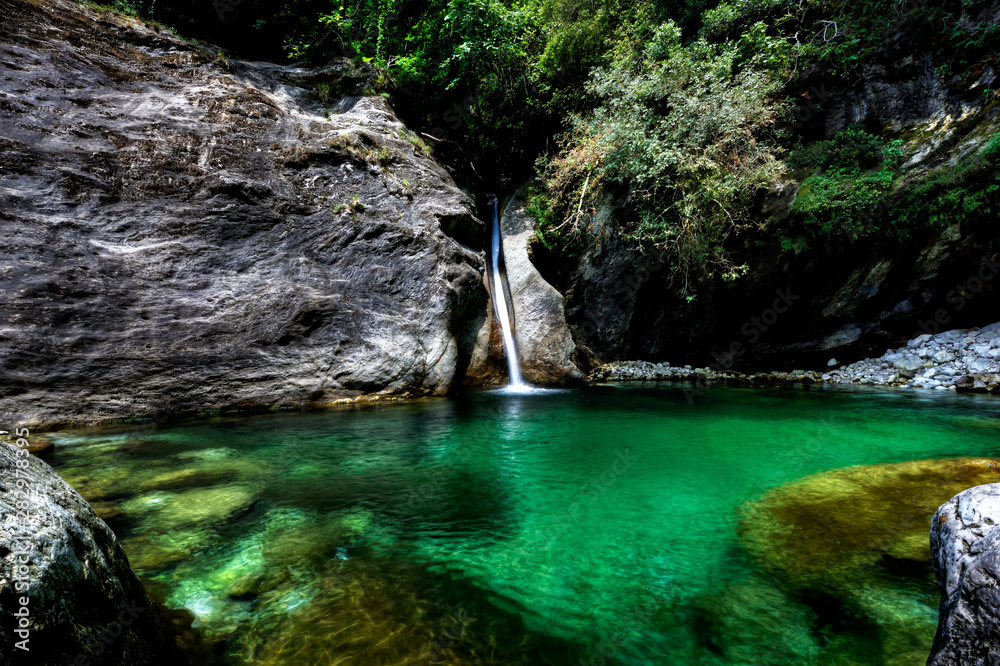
928,483,1000,665
934,351,957,363
121,485,257,530
121,528,216,571
239,557,575,665
966,358,996,374
894,355,925,377
591,323,1000,392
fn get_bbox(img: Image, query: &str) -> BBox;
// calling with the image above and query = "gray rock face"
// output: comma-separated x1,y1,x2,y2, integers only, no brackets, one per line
934,351,957,364
820,323,864,349
928,483,1000,666
500,200,586,385
967,358,996,375
894,355,924,377
0,0,486,428
556,203,651,369
0,439,165,665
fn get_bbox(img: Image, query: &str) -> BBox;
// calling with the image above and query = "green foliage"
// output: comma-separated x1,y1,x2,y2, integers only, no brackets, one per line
533,19,788,293
890,133,1000,229
79,0,143,16
783,126,903,244
699,0,1000,79
781,127,1000,250
81,0,1000,296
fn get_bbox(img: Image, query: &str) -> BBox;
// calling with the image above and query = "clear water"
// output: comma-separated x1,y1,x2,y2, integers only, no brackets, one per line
46,384,1000,665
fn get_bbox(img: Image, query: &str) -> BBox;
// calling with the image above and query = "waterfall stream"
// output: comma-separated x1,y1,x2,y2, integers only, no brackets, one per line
489,198,527,388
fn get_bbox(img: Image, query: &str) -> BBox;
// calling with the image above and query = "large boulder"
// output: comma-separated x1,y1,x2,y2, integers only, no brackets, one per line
500,199,586,385
0,0,485,429
928,482,1000,665
0,439,165,665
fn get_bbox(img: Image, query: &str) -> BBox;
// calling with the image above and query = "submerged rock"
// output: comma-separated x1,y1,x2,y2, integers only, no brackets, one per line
0,441,165,664
741,457,1000,665
0,0,485,429
121,527,216,571
742,457,1000,587
121,485,257,530
694,576,822,665
927,483,1000,665
238,557,577,665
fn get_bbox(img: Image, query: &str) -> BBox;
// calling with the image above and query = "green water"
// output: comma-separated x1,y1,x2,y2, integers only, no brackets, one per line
47,384,1000,665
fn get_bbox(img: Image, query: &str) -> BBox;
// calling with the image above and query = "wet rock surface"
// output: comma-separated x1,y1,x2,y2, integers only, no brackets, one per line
500,199,585,385
0,440,166,665
928,482,1000,666
0,0,485,428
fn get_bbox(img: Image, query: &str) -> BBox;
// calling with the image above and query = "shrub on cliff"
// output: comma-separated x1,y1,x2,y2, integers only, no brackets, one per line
532,19,787,294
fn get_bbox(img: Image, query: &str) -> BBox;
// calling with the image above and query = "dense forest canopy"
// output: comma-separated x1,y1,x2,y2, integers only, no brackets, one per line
99,0,1000,294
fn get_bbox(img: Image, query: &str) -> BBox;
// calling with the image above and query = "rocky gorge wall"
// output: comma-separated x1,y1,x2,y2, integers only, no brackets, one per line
0,0,500,428
533,32,1000,374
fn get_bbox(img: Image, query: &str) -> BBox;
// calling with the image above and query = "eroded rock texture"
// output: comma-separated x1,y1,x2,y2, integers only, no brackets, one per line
929,482,1000,666
0,0,486,428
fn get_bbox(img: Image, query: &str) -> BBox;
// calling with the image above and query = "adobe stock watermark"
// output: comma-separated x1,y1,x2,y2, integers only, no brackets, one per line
6,426,35,653
917,256,1000,336
536,597,660,666
561,448,638,523
575,249,670,344
73,599,148,666
684,287,801,403
778,82,832,135
213,0,244,20
423,93,482,144
427,607,476,661
530,447,640,558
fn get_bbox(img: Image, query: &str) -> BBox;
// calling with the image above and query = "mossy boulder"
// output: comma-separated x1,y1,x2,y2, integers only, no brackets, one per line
121,485,257,530
740,457,1000,665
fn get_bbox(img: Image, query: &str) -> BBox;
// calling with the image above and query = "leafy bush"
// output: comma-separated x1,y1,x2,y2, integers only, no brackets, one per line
532,19,788,294
890,133,1000,229
782,126,903,245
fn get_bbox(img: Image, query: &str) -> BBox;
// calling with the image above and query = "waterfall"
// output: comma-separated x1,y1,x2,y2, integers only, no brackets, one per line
489,197,527,388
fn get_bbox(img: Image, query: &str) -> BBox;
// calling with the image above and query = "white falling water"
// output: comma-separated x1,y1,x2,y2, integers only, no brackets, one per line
489,200,528,389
